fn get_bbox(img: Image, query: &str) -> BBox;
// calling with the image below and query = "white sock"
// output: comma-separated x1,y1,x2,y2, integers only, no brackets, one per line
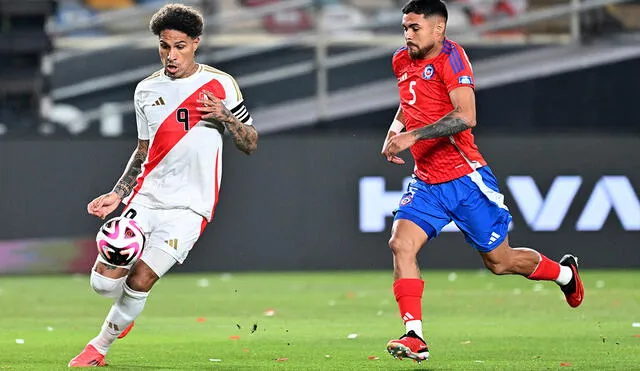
89,283,148,355
405,320,423,339
555,266,573,286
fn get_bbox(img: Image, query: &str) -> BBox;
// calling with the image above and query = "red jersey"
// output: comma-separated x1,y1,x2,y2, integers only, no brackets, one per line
392,39,486,184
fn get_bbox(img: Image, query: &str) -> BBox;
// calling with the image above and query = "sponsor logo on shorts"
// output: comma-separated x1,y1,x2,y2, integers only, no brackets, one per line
488,232,501,245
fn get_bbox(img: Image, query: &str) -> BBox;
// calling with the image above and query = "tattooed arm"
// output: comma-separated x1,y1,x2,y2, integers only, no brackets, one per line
112,139,149,199
219,111,258,155
382,86,477,162
197,89,258,155
411,110,471,140
87,139,149,219
412,86,476,139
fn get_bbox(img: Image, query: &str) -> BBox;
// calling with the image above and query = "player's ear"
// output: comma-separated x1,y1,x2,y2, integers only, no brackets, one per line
192,36,200,52
435,19,446,36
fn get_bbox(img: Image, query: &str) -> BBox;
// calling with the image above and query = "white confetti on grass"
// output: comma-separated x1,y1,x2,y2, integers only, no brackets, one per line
347,333,358,339
632,322,640,328
220,273,232,282
328,300,336,307
15,339,24,344
46,326,54,332
376,310,384,316
208,358,222,362
532,283,544,292
196,278,210,288
448,272,458,282
264,309,276,317
595,280,605,289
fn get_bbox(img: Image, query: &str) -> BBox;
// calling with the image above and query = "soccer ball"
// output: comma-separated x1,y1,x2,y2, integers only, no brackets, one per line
96,216,145,266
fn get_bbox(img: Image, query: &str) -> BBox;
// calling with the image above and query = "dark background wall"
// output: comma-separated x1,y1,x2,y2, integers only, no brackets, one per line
1,134,638,271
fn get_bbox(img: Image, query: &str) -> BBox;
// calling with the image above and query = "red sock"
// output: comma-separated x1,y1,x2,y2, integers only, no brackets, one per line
527,253,561,281
393,278,424,322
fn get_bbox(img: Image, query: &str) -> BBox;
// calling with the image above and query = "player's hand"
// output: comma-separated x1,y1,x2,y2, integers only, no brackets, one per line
87,192,122,220
196,89,232,124
381,131,405,165
383,132,417,164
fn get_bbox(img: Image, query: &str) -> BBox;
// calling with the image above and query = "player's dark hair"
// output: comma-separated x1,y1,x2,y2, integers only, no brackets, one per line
402,0,448,21
149,3,204,39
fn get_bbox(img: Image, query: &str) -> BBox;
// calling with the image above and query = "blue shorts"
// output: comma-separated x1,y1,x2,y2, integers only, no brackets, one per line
393,167,512,252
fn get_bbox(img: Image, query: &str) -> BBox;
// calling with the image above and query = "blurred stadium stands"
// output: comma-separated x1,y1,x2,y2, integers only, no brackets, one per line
0,0,639,137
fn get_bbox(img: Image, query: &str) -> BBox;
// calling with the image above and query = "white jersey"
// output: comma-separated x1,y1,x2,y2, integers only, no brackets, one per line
124,64,253,221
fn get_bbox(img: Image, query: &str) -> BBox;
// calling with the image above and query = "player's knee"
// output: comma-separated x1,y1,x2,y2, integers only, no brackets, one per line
388,236,418,257
90,270,125,298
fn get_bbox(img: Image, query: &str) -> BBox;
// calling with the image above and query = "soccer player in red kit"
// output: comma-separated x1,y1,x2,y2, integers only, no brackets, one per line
381,0,584,362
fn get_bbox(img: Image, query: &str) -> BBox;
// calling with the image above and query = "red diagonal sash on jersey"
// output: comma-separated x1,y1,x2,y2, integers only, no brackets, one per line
128,78,226,205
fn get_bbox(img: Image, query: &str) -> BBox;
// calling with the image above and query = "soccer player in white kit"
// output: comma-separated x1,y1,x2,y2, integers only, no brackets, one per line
69,4,258,367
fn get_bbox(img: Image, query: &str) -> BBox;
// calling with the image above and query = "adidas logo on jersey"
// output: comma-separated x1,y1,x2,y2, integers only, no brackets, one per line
152,97,166,106
165,239,178,249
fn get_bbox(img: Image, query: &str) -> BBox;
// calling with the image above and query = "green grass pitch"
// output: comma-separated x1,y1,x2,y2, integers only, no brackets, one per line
1,270,639,370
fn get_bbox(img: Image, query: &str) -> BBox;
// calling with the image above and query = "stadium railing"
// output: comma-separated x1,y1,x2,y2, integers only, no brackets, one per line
45,0,639,136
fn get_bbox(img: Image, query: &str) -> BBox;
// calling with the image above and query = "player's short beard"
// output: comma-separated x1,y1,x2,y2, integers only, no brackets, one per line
409,45,430,60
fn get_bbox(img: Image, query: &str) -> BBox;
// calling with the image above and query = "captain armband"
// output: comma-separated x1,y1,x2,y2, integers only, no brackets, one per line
230,101,252,124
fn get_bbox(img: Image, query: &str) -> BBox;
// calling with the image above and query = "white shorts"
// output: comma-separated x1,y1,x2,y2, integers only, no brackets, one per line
97,202,206,277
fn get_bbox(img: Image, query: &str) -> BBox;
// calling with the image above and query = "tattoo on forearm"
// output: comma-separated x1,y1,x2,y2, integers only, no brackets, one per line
113,141,149,199
413,112,470,140
218,106,258,155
